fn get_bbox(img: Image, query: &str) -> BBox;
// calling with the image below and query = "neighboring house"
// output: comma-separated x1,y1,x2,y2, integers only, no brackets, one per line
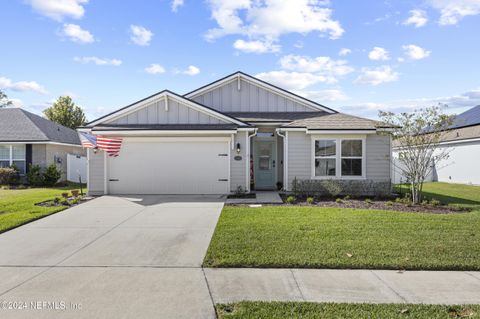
79,71,392,195
0,108,85,181
393,105,480,185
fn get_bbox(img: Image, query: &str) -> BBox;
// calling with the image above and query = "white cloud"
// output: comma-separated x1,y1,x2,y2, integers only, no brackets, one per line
177,65,201,76
171,0,184,12
27,0,88,21
0,76,48,95
205,0,344,51
403,9,428,27
145,64,166,74
74,56,122,66
402,44,431,60
300,89,349,102
354,66,399,86
9,98,24,108
130,25,153,46
368,47,389,61
338,48,351,56
427,0,480,25
279,54,354,82
255,71,328,90
233,39,280,53
62,23,94,43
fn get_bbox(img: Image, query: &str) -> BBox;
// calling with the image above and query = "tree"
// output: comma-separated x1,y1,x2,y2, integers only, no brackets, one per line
379,105,454,204
43,96,87,129
0,89,12,108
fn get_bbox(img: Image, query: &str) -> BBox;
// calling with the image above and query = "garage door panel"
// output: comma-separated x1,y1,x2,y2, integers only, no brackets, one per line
108,139,229,194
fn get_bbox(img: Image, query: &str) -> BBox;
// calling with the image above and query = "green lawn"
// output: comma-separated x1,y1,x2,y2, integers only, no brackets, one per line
204,182,480,270
0,186,81,233
395,182,480,208
216,302,480,319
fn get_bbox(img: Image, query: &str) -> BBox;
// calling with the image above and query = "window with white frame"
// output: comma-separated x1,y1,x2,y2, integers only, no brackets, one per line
313,138,364,178
314,140,336,176
341,140,362,176
0,145,26,174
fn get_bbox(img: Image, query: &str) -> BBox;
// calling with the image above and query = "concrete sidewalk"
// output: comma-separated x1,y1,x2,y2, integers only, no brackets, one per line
204,268,480,305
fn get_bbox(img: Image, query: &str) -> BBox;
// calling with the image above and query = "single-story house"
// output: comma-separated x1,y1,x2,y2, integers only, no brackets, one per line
0,108,85,181
79,71,392,196
393,105,480,185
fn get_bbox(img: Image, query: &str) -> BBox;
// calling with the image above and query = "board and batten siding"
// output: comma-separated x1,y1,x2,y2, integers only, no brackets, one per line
107,97,228,125
230,131,248,191
87,148,105,195
191,78,318,113
286,132,391,190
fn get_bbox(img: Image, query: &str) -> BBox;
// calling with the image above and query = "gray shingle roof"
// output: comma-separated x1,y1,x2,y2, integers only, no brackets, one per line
450,105,480,129
282,113,390,130
0,108,81,145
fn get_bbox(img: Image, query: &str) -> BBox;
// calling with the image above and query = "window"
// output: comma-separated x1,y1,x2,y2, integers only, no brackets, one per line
314,140,336,176
0,145,26,174
312,138,364,179
341,140,362,176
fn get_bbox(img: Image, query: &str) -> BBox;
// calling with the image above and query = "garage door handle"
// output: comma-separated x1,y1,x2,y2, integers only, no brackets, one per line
109,179,119,182
218,179,229,181
218,153,228,156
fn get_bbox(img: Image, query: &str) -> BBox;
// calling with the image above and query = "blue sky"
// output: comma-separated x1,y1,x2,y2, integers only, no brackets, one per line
1,0,480,120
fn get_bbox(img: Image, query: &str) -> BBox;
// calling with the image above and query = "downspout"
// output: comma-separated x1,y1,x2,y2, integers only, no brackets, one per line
246,128,257,192
276,129,287,191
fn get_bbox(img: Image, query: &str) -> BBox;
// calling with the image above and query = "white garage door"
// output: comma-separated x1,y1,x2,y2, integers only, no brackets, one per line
107,137,230,194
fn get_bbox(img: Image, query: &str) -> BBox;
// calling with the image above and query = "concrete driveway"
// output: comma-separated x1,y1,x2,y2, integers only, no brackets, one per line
0,195,224,319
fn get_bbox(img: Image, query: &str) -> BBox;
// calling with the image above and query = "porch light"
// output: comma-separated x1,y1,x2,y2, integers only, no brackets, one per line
93,147,98,154
236,143,241,154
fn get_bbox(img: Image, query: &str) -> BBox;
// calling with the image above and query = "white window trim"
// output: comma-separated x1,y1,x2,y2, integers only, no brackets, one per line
310,135,366,180
0,144,26,174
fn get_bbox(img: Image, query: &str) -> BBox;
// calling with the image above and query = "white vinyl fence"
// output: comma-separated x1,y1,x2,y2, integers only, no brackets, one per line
67,154,87,183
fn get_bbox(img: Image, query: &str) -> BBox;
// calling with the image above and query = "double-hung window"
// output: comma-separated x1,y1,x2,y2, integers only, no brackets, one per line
314,140,336,176
0,145,26,175
313,138,364,179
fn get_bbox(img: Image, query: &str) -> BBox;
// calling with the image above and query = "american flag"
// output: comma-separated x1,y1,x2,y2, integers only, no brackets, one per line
97,136,123,157
79,132,97,148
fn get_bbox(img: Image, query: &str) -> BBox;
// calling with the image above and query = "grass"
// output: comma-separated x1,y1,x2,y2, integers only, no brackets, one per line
0,185,82,233
216,302,480,319
395,182,480,208
204,182,480,270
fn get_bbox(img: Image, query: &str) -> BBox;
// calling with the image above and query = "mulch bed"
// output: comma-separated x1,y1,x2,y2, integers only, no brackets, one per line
35,196,92,208
276,194,471,214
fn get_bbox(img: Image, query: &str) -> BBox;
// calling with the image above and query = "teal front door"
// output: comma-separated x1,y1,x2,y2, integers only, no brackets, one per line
254,139,276,190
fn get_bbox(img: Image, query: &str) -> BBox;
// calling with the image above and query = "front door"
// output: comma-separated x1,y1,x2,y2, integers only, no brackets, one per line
254,139,276,190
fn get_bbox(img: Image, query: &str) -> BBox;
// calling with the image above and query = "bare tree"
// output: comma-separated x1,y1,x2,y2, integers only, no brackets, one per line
379,105,454,204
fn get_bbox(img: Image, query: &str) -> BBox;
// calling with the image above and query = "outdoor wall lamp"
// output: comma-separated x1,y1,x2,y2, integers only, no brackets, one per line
93,147,98,154
236,143,241,154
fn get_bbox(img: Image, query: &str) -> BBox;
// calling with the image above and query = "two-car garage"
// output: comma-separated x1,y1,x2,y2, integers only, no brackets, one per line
106,137,230,194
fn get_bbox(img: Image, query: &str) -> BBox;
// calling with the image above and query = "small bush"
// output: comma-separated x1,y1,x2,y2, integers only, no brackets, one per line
71,198,80,205
27,164,44,186
322,180,343,197
430,199,441,206
60,199,70,206
71,190,80,197
43,164,61,187
306,197,314,205
364,198,373,204
385,200,394,206
53,197,61,204
421,199,429,206
286,195,296,204
335,198,343,203
343,195,351,200
61,192,69,199
0,167,17,185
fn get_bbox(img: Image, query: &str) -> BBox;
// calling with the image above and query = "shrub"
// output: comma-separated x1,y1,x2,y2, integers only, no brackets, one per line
60,199,70,206
61,192,69,199
286,195,296,204
306,197,314,205
335,198,343,203
421,199,429,206
27,164,44,186
71,190,80,197
322,180,343,197
53,197,61,204
43,164,61,187
71,198,80,205
343,195,351,200
385,200,394,206
0,167,17,185
430,199,441,206
364,198,373,204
